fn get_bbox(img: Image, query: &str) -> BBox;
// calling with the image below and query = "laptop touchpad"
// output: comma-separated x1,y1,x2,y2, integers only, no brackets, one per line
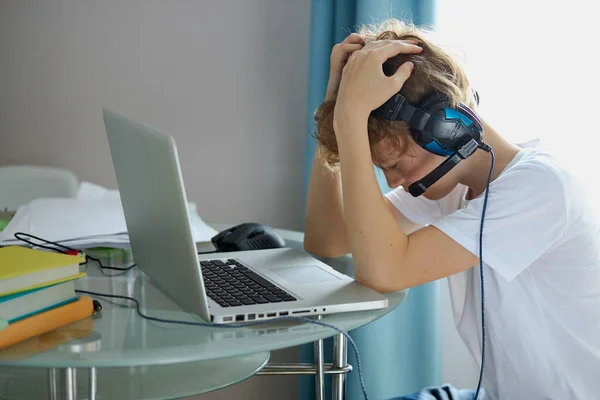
271,265,341,285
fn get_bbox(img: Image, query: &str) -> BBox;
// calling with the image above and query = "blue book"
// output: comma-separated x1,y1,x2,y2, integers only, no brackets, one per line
0,281,78,323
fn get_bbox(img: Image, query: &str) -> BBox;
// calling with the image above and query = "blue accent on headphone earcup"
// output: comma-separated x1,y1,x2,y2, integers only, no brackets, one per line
424,141,455,156
444,108,473,127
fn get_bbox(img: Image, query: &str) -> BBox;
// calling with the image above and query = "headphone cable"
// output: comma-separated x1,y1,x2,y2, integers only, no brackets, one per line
473,143,495,400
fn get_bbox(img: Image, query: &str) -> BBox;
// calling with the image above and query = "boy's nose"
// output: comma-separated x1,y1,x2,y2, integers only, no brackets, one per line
385,171,405,189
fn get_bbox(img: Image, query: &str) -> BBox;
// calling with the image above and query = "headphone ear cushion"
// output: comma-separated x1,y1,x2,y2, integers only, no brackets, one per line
456,103,477,119
456,103,483,140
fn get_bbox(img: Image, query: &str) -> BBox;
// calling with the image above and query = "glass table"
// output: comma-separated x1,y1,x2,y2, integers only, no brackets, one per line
0,227,407,400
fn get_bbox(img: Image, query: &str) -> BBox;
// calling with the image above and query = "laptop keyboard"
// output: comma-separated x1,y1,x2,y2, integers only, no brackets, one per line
200,259,297,308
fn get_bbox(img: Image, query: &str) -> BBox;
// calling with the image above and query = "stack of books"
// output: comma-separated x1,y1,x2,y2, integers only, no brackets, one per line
0,246,94,350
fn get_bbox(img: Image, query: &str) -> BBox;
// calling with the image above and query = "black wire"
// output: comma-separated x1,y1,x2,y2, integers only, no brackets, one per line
87,257,136,272
473,144,495,400
13,232,74,254
13,232,136,272
74,289,370,400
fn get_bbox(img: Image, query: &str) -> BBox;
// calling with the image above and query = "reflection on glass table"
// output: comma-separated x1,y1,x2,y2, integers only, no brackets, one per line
0,353,269,400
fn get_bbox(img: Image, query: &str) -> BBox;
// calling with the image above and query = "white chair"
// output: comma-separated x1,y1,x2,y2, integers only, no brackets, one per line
0,165,79,211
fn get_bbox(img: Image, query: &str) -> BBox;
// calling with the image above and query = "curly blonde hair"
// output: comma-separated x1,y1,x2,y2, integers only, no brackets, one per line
313,18,476,166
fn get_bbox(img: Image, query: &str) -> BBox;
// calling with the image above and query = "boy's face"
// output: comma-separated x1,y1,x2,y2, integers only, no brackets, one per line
372,138,461,200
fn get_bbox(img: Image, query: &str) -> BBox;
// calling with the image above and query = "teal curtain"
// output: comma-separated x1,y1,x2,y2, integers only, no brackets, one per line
300,1,441,399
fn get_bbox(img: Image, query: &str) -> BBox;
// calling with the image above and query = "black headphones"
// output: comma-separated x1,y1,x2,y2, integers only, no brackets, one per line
372,78,484,196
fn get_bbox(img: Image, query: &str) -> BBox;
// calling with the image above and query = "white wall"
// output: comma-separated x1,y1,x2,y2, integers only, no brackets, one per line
0,0,309,231
0,1,310,399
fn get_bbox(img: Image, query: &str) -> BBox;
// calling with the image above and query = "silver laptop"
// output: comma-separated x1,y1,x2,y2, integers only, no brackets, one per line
103,108,388,324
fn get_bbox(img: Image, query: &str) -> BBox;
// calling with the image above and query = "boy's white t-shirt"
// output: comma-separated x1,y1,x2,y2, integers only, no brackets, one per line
385,140,600,400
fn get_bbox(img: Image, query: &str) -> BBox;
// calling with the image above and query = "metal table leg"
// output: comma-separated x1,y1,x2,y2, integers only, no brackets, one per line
258,332,351,399
47,367,79,400
48,368,58,400
89,367,97,400
314,338,325,400
332,333,348,400
63,368,76,400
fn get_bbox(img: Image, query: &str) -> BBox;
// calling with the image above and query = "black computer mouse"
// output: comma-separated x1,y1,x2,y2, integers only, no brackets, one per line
211,223,286,252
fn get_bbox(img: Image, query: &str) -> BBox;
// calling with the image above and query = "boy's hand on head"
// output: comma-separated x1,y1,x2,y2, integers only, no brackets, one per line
325,33,366,101
334,40,421,133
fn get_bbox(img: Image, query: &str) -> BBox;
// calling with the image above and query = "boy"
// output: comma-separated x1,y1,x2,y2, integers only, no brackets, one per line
304,19,600,399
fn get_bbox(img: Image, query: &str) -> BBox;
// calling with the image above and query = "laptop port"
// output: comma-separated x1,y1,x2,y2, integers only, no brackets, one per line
248,314,256,320
279,311,289,316
223,316,233,322
258,314,264,318
292,310,310,315
267,312,276,317
236,314,245,322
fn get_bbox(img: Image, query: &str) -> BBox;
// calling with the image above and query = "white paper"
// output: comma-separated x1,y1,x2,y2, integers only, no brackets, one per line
0,183,218,249
0,197,127,243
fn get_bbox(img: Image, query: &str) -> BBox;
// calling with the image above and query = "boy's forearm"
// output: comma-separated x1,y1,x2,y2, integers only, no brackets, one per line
304,146,350,258
335,115,409,291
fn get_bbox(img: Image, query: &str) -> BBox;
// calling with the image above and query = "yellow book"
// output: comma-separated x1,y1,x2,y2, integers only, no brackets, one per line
0,246,86,296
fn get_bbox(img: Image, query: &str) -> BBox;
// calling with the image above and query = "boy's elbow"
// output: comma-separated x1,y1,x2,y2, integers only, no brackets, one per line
303,238,346,259
356,276,405,293
355,265,408,293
